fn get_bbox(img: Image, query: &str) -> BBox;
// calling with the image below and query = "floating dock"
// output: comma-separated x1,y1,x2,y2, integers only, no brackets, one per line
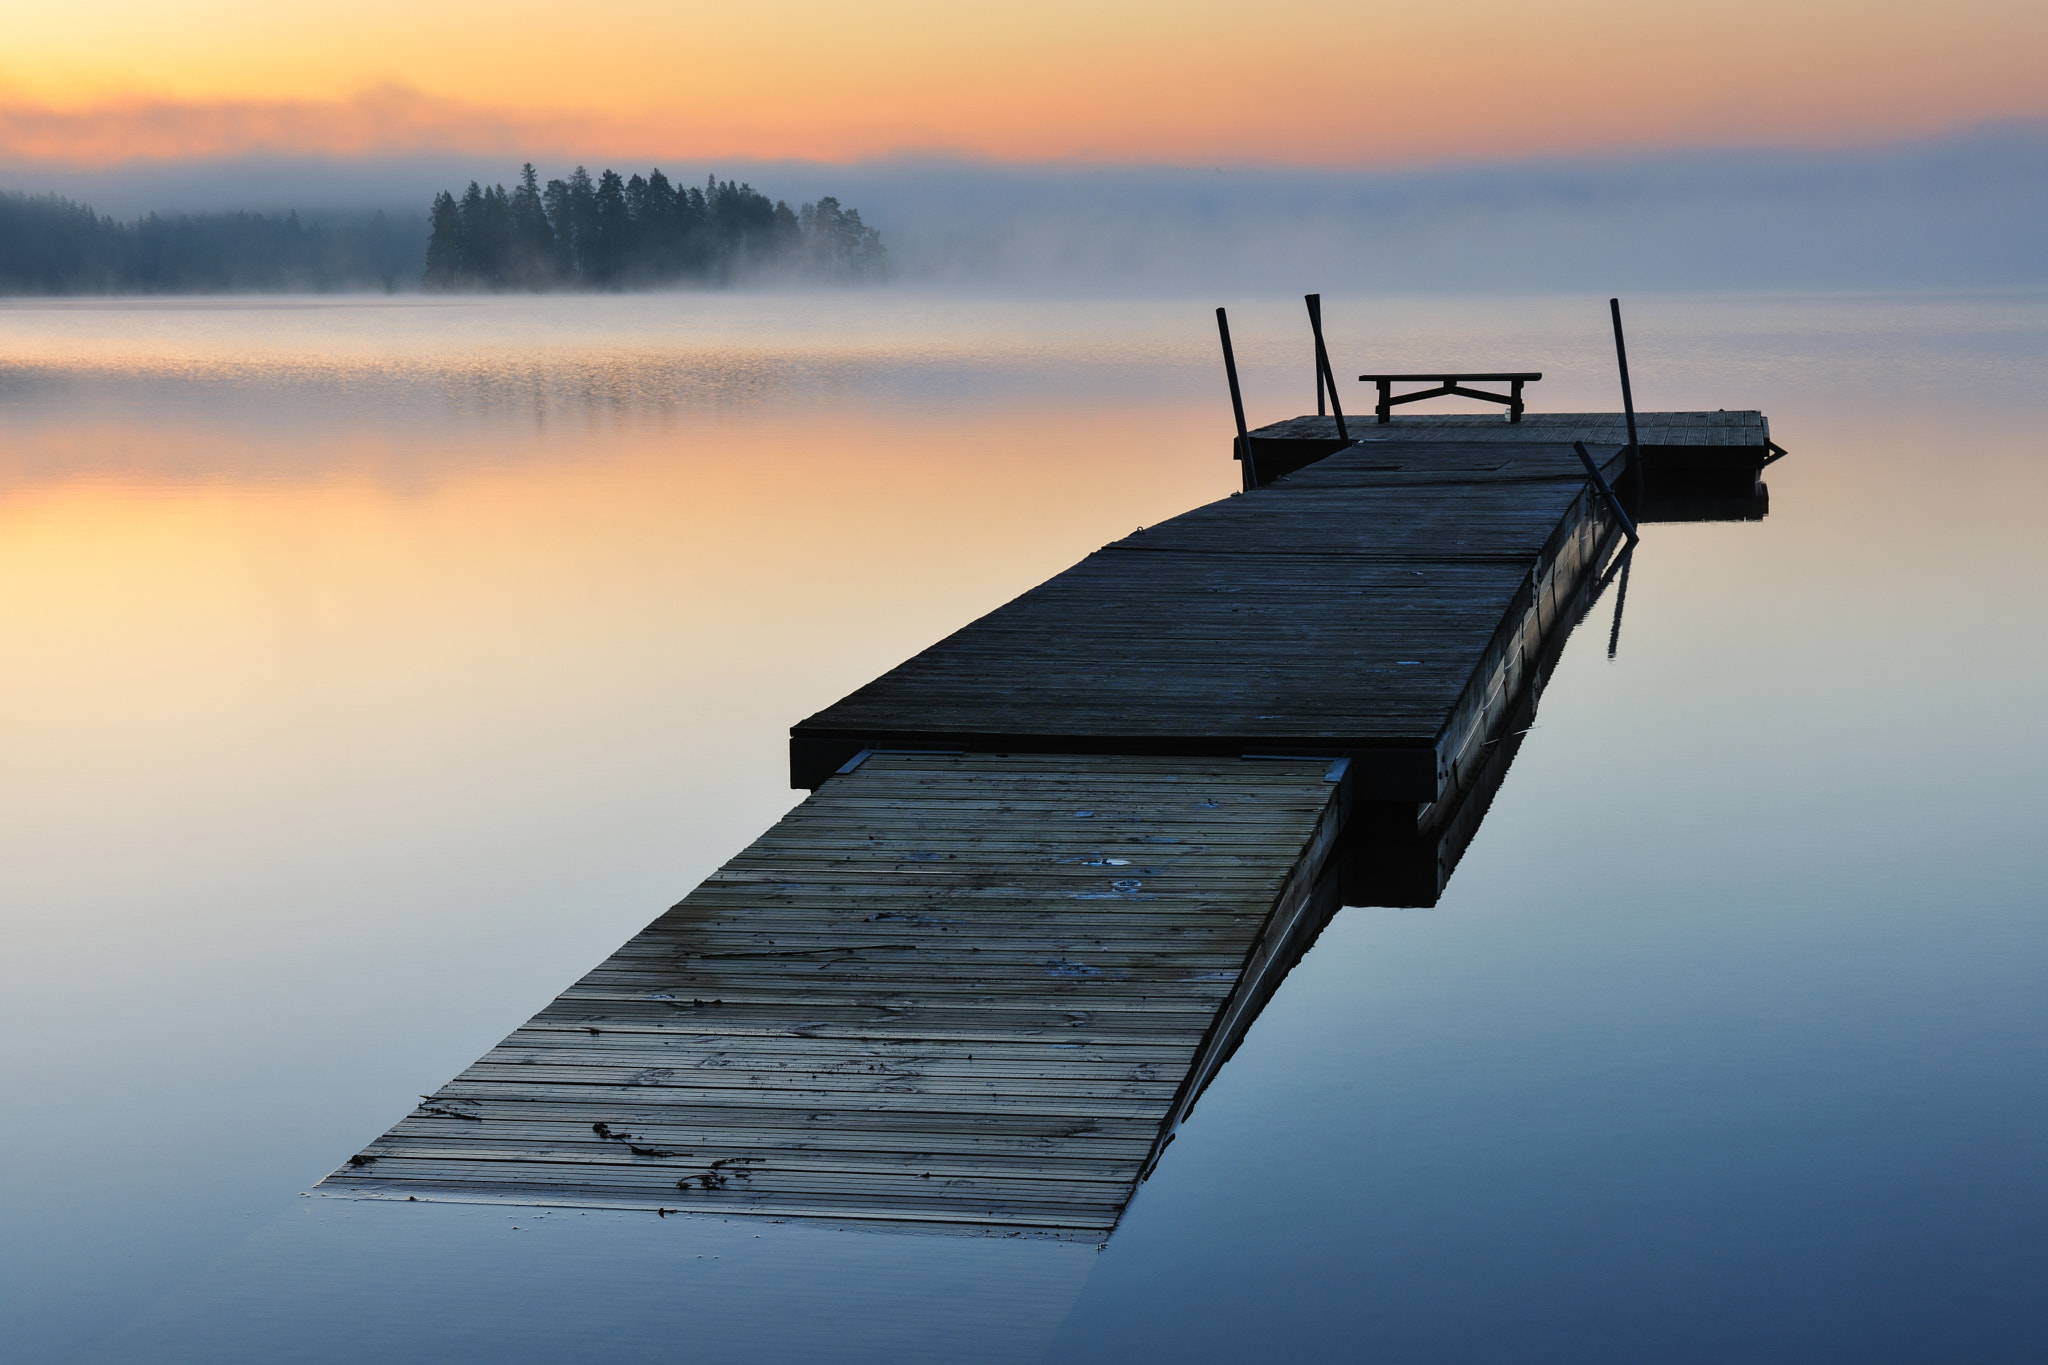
322,404,1767,1235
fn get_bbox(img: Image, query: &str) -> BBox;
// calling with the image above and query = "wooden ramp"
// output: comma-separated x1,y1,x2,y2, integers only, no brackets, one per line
320,753,1344,1236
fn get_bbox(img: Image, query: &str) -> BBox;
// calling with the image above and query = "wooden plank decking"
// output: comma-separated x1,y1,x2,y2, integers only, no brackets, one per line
320,753,1344,1236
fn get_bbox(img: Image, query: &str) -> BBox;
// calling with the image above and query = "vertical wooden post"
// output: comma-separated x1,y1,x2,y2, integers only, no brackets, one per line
1217,307,1257,492
1609,297,1641,485
1304,294,1349,442
1314,324,1326,416
1309,294,1325,415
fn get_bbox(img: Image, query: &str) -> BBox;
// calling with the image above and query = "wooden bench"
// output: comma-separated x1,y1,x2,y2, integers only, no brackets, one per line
1358,372,1543,423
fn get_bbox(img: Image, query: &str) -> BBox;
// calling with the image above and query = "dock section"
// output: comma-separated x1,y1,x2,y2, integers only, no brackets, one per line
323,753,1343,1236
792,438,1631,812
322,413,1679,1233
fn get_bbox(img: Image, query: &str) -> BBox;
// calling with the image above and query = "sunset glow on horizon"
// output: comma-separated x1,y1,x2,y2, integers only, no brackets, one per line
4,0,2045,169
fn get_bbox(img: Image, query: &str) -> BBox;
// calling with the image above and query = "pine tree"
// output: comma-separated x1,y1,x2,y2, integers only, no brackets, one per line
510,164,555,288
423,191,462,288
592,170,629,284
542,176,575,280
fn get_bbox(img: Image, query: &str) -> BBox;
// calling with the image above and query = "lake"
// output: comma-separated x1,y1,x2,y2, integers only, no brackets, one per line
2,289,2044,1362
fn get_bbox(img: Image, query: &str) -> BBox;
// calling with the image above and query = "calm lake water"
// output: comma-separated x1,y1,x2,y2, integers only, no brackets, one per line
3,290,2044,1362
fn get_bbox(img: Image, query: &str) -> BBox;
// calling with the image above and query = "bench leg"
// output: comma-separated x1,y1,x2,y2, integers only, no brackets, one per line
1377,379,1391,423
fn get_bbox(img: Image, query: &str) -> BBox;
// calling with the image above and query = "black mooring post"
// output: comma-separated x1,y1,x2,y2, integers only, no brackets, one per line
1304,294,1349,441
1217,307,1256,491
1573,440,1640,548
1314,317,1327,416
1307,293,1326,415
1609,297,1641,486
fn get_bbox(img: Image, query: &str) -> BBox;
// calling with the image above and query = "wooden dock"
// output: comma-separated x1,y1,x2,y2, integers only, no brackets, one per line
319,405,1735,1233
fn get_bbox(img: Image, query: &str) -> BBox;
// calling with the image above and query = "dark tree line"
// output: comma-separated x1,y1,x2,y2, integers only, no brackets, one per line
0,190,423,294
422,165,886,289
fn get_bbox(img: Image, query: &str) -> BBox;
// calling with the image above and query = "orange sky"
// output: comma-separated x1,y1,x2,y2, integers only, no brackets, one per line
3,0,2045,167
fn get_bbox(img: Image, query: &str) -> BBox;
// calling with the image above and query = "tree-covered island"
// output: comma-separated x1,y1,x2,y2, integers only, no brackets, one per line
423,165,886,289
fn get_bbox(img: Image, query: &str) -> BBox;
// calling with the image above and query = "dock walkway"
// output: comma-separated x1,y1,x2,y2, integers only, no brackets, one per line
320,415,1694,1234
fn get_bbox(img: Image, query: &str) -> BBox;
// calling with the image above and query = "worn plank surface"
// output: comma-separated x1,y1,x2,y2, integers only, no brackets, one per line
793,441,1628,795
319,753,1342,1235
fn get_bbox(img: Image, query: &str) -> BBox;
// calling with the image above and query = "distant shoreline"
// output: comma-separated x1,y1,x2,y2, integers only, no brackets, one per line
0,167,886,296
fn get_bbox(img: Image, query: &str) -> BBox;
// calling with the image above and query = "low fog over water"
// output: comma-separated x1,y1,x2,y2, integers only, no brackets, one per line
5,119,2043,294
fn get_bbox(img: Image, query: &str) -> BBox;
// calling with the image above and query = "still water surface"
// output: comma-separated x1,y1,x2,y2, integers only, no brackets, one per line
3,291,2044,1362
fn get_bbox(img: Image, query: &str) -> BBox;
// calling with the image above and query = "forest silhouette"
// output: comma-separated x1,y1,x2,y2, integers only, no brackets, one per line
0,192,419,293
0,165,883,293
424,165,886,289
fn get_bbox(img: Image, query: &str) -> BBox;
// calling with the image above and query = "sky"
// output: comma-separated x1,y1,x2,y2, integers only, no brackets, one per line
3,0,2046,169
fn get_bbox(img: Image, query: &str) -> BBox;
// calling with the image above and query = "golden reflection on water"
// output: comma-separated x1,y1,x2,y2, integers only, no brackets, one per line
0,397,1236,929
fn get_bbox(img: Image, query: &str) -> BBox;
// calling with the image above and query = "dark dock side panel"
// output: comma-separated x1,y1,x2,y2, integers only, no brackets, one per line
1244,410,1773,468
1243,410,1778,516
